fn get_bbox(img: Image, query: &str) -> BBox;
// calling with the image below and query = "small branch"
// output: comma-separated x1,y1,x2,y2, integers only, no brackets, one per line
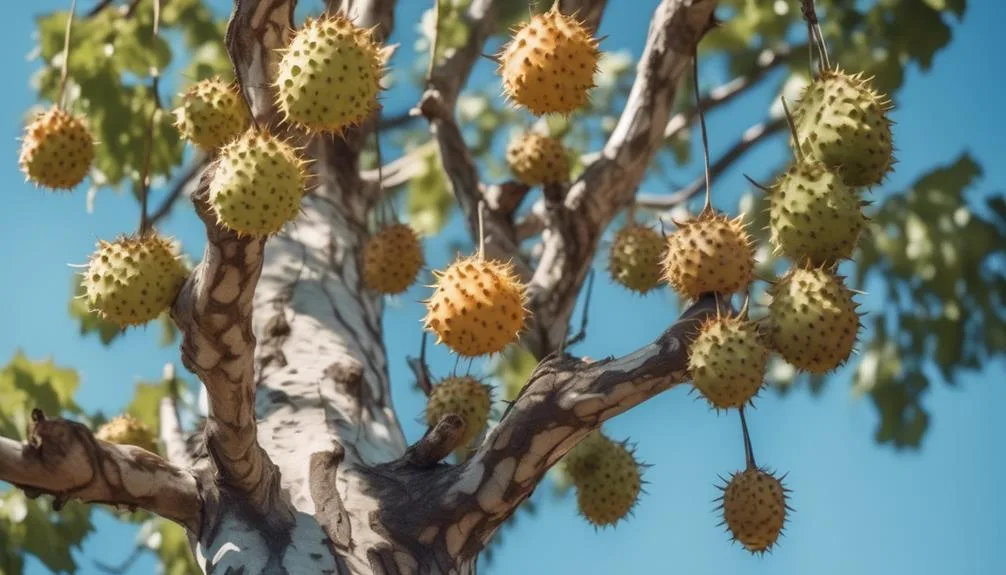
148,157,207,227
0,410,201,532
639,115,786,210
360,140,437,189
407,331,434,396
85,0,116,18
406,414,467,468
558,0,608,34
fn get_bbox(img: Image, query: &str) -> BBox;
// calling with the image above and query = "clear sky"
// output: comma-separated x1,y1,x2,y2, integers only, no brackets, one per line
2,1,1003,574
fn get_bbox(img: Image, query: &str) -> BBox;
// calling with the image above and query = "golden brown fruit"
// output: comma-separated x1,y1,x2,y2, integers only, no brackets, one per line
424,376,492,451
172,78,248,151
18,107,95,190
608,223,665,294
720,467,788,553
662,211,755,299
362,223,424,295
505,131,570,185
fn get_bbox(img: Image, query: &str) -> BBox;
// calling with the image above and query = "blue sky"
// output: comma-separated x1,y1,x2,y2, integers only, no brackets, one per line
2,1,1003,574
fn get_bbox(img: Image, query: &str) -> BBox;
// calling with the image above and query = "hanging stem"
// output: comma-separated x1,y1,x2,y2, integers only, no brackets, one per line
477,200,487,260
138,0,163,236
800,0,831,73
780,96,804,163
55,0,79,109
692,50,713,214
739,407,757,470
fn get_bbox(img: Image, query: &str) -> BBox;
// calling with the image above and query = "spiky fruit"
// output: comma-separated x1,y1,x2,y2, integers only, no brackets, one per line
688,315,769,409
18,107,95,190
82,234,189,327
208,130,306,237
96,414,158,453
608,224,664,294
770,161,866,266
720,468,788,553
425,376,492,450
275,15,384,134
362,223,424,295
172,78,248,152
793,69,894,187
662,210,755,300
563,431,642,527
423,256,528,357
505,131,570,185
767,267,859,373
497,6,601,115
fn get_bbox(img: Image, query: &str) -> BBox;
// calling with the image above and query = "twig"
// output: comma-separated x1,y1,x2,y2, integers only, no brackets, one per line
563,267,596,350
406,331,434,396
148,158,207,227
56,0,79,109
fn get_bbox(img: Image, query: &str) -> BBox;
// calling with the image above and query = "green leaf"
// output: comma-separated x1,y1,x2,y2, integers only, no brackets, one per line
0,352,81,439
406,149,454,236
126,381,173,431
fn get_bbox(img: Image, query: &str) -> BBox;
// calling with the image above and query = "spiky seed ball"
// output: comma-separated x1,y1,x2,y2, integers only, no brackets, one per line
96,414,158,453
720,468,788,553
172,78,248,152
425,376,492,450
275,15,384,134
689,316,769,409
505,131,570,185
767,267,859,373
608,224,665,294
423,256,528,357
793,69,894,187
770,161,866,266
208,129,306,237
82,234,189,327
563,431,642,527
662,211,755,300
18,107,95,190
497,6,601,115
362,224,424,295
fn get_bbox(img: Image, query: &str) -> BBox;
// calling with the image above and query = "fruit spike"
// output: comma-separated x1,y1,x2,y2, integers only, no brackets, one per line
792,69,895,187
96,414,159,454
497,5,601,116
767,266,860,374
18,107,95,190
274,14,385,134
424,376,492,453
718,467,789,554
207,129,307,238
769,161,867,266
505,131,570,186
608,223,665,294
562,430,643,528
422,255,528,357
362,223,425,295
82,233,189,328
661,210,756,300
172,78,249,152
688,314,769,410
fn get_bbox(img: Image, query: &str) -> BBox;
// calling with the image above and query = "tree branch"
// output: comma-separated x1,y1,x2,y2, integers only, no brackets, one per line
0,409,201,533
558,0,608,34
148,157,207,228
640,115,787,209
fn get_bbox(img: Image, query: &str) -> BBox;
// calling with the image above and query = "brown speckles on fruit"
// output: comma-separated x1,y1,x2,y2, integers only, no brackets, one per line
719,467,789,553
608,224,665,294
18,107,95,190
425,376,492,453
505,131,570,185
275,14,385,134
562,430,642,528
662,211,755,300
172,78,248,151
423,255,528,357
208,129,307,237
767,266,860,373
82,234,189,328
363,223,424,295
689,315,768,410
96,414,159,454
497,6,601,116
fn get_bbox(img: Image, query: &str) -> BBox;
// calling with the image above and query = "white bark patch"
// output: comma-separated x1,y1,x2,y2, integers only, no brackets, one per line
446,511,481,557
451,462,485,497
197,514,270,574
477,457,515,512
219,325,245,355
211,265,242,304
570,394,607,417
492,422,514,451
513,426,573,484
281,513,338,573
191,331,222,370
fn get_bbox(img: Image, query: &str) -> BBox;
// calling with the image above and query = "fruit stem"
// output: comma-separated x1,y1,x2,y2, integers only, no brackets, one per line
739,407,758,470
691,49,713,214
55,0,78,110
425,0,442,82
477,200,487,261
138,0,163,236
779,96,804,163
800,0,832,73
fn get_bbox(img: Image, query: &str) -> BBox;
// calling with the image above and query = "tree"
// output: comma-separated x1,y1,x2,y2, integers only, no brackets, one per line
2,0,1001,573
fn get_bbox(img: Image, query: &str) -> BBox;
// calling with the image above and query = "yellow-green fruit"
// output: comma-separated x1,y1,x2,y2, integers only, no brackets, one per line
608,224,664,294
423,256,528,357
662,211,755,300
720,468,788,553
275,15,384,133
425,376,492,450
172,78,248,151
96,414,158,453
208,130,306,237
768,267,859,373
498,6,601,115
793,69,894,187
770,161,866,266
18,107,95,190
362,224,424,295
82,234,189,327
688,316,768,409
505,131,570,185
563,431,642,527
